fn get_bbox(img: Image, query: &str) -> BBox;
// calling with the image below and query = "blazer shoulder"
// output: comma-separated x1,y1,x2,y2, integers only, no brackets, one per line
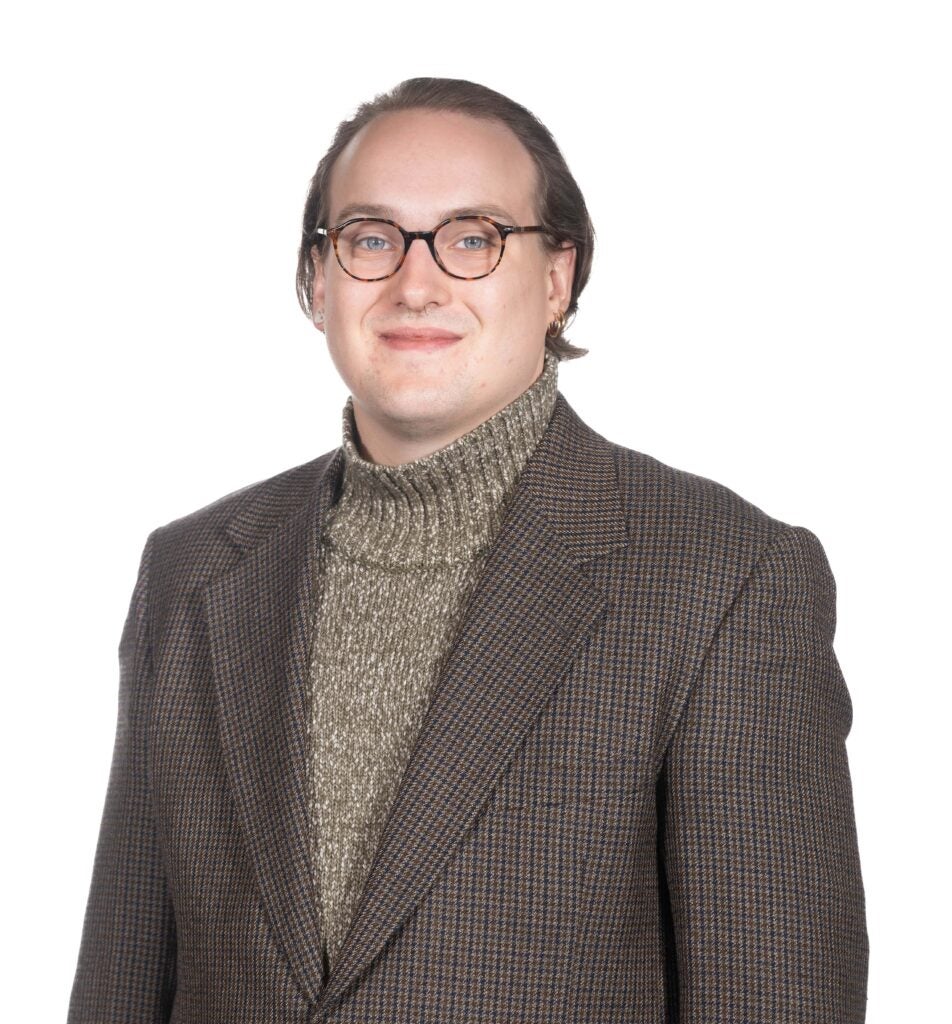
608,440,796,561
148,448,337,586
605,440,846,657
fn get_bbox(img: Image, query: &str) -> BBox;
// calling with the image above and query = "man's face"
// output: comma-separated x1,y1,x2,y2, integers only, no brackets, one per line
311,109,576,460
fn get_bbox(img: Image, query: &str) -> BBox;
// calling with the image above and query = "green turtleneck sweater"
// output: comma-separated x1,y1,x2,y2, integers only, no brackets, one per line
306,350,560,975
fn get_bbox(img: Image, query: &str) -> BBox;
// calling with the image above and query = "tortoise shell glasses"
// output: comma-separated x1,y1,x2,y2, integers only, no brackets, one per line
311,215,549,282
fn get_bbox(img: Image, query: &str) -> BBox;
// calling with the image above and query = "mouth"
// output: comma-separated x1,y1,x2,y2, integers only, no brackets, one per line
379,328,463,350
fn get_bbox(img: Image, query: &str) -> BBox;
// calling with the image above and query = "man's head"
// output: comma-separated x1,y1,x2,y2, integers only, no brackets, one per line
296,78,595,462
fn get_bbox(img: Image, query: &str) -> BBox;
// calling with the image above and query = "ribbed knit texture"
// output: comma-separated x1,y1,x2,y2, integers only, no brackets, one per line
306,351,560,975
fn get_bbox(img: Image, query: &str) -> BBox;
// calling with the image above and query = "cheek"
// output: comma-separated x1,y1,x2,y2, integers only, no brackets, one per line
493,275,549,328
325,279,378,322
511,252,552,306
473,271,541,320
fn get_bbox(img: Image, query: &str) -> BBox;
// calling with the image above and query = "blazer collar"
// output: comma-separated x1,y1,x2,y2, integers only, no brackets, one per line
202,389,630,1016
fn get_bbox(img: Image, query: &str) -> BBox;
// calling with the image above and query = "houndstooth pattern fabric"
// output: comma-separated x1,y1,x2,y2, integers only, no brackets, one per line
67,388,869,1023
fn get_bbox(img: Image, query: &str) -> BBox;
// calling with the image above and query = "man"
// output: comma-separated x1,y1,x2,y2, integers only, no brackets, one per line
68,77,869,1023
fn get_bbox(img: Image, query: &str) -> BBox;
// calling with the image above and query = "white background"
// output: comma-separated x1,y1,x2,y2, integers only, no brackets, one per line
2,2,948,1020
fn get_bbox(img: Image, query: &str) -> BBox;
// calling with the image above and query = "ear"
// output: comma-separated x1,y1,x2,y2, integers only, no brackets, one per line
546,241,576,316
310,244,327,333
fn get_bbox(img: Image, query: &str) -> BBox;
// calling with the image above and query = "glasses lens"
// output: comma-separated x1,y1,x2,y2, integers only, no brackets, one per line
336,220,404,279
435,218,502,278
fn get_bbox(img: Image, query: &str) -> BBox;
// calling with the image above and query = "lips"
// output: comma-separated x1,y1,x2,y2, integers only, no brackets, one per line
379,328,463,350
379,328,462,342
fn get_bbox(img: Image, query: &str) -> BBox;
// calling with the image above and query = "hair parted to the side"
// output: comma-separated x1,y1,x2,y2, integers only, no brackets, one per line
295,77,595,360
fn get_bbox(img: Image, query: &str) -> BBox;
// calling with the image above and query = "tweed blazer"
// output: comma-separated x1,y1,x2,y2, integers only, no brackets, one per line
67,390,868,1024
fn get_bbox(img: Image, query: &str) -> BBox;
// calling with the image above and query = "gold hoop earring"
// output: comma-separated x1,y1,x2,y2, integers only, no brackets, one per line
546,310,567,338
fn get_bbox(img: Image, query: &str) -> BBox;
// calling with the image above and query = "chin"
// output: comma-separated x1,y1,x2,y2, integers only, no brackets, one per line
382,386,450,419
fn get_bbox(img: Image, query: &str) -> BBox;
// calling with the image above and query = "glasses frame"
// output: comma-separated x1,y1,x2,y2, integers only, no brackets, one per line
312,215,549,282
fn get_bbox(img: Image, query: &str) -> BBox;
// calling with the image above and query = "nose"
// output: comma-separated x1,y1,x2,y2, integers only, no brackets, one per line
385,235,452,312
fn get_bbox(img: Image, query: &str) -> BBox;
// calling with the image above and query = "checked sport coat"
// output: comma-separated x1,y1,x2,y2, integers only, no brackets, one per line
67,388,869,1023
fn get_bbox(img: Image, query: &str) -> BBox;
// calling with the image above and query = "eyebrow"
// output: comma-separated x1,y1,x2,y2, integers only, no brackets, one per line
331,202,520,225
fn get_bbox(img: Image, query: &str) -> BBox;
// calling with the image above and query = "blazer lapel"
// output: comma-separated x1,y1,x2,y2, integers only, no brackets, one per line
202,445,345,1007
202,390,630,1017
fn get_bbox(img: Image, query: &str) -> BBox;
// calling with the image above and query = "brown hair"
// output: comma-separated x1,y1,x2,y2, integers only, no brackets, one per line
295,77,595,360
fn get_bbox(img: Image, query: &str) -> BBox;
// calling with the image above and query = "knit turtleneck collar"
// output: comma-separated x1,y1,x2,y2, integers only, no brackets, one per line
323,350,560,570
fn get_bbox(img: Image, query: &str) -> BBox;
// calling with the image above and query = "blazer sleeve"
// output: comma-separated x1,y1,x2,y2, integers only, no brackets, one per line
67,528,177,1024
659,524,869,1023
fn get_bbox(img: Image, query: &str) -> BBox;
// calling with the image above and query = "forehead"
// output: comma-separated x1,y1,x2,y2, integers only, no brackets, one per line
327,109,539,225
